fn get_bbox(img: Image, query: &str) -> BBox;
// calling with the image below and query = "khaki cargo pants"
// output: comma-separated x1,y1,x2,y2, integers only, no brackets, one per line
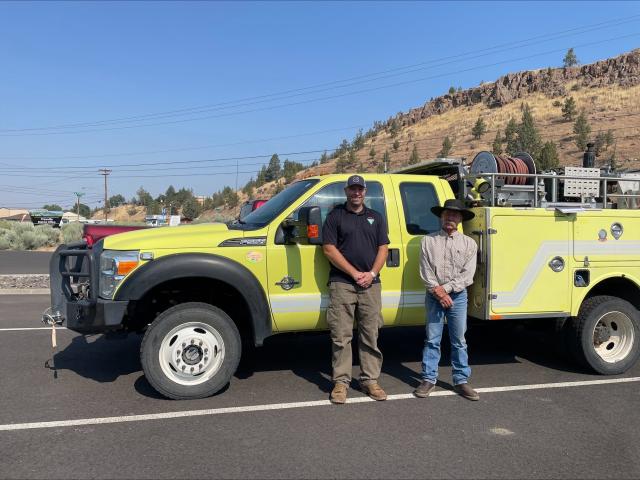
326,281,384,386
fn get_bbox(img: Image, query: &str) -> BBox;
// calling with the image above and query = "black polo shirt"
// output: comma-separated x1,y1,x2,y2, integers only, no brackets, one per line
322,203,390,285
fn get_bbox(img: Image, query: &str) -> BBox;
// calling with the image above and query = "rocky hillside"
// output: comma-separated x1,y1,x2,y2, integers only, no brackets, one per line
258,48,640,199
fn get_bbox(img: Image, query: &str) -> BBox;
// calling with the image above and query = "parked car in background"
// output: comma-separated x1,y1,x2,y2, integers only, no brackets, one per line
238,199,268,222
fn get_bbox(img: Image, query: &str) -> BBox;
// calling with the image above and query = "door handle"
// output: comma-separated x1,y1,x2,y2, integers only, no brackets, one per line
386,248,400,267
275,276,300,291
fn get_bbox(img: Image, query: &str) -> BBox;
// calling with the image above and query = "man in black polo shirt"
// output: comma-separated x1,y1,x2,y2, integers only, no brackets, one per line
322,174,390,404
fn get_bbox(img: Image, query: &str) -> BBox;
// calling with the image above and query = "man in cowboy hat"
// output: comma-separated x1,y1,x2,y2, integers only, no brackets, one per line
414,198,479,401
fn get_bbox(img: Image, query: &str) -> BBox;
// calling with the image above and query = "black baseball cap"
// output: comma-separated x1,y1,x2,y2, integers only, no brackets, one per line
346,175,366,188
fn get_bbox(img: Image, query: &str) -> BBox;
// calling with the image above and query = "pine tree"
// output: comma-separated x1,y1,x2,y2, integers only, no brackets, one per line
352,129,365,150
492,130,503,154
346,149,358,169
221,186,239,209
369,146,376,160
604,130,615,150
265,154,281,182
471,117,487,140
181,197,202,220
504,118,518,155
448,86,456,95
335,155,349,173
319,151,329,164
408,144,420,164
392,139,400,152
594,131,607,156
389,118,401,138
561,97,577,121
573,111,591,150
538,141,559,171
563,48,579,68
438,137,453,157
283,159,304,183
516,104,542,159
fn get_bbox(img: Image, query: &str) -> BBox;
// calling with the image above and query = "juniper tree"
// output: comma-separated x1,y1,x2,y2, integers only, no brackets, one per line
561,97,577,121
492,130,503,154
573,111,591,151
472,117,487,140
563,48,579,68
538,141,559,171
438,137,453,157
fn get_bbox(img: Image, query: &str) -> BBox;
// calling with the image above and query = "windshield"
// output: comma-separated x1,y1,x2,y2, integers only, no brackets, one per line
230,179,319,230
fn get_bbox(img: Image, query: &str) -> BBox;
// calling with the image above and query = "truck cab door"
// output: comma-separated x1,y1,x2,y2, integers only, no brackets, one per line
392,178,447,325
266,178,403,332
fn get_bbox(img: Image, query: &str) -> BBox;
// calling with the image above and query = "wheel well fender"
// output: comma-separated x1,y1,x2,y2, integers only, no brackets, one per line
575,274,640,314
115,253,271,345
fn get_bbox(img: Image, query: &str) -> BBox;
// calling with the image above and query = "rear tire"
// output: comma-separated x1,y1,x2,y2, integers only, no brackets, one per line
140,302,241,400
570,295,640,375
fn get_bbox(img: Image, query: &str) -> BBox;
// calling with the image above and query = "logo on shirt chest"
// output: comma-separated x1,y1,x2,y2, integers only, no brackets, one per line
367,216,375,225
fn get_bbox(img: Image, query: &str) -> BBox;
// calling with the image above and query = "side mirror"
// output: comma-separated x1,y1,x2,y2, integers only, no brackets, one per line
298,206,322,245
280,206,323,245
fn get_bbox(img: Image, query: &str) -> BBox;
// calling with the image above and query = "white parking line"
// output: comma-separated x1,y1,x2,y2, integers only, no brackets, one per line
0,376,638,432
0,327,68,331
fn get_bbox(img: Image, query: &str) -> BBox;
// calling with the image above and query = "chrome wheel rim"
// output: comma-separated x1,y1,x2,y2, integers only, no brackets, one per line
159,322,225,386
592,311,635,363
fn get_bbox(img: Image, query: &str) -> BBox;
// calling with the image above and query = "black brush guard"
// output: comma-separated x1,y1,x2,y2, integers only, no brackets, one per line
44,240,129,333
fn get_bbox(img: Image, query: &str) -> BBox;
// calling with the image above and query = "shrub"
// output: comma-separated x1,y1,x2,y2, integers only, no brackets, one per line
61,223,83,244
0,236,10,250
0,220,11,230
35,225,60,246
14,230,48,250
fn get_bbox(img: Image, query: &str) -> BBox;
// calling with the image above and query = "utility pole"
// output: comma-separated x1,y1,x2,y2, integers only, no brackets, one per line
99,169,112,222
73,191,85,222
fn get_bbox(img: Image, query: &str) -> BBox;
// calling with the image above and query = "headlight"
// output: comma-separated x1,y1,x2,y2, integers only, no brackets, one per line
99,250,139,299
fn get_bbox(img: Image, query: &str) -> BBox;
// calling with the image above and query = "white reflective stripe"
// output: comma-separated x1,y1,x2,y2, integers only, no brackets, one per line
270,291,403,314
574,240,640,255
493,240,640,308
403,291,427,307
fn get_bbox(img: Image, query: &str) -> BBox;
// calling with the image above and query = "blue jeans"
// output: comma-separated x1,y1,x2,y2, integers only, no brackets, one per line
421,290,471,386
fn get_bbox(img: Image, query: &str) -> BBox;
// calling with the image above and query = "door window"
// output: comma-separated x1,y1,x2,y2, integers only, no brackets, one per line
399,182,440,235
297,181,386,224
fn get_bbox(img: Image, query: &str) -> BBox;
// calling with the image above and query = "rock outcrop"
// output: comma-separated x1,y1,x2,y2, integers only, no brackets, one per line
397,49,640,126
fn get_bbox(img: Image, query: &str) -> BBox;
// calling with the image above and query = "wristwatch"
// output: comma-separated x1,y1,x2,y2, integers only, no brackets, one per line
370,271,377,279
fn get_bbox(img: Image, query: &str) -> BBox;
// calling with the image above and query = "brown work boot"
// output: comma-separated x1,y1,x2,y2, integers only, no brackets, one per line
360,382,387,401
413,380,436,398
454,383,479,401
330,382,348,404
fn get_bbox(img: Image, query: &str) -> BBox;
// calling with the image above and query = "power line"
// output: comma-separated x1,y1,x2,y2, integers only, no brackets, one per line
0,112,638,174
1,32,639,137
0,124,368,161
2,15,638,134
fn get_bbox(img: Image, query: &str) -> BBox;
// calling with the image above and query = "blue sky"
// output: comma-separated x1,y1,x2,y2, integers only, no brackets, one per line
0,1,638,210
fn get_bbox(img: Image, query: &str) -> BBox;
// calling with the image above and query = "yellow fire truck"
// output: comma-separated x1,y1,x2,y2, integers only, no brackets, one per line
45,151,640,399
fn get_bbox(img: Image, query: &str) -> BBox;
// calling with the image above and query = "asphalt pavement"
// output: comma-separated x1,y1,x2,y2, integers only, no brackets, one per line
1,294,639,479
0,250,53,274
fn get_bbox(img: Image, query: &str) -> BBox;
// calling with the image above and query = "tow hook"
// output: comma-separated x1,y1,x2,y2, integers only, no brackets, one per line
42,308,64,326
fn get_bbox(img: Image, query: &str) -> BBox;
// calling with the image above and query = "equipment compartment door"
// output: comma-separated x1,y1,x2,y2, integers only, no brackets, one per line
489,211,571,315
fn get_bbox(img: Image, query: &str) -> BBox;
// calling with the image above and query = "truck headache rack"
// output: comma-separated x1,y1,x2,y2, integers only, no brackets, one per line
46,241,99,326
396,151,640,210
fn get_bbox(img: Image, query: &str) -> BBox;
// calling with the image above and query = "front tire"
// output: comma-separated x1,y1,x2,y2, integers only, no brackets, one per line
140,302,241,400
571,296,640,375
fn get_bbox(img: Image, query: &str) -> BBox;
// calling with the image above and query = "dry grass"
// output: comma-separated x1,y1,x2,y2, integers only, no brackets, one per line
338,83,640,172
